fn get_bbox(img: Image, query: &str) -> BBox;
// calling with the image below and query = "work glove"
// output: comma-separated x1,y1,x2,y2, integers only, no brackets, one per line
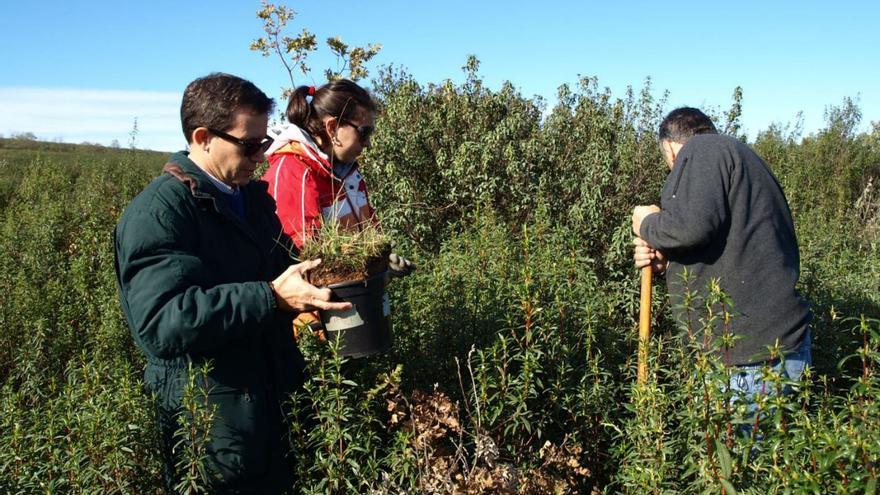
387,252,415,278
293,310,326,342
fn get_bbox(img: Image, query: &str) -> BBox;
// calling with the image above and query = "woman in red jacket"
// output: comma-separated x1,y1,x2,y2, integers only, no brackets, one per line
262,80,412,335
262,79,378,248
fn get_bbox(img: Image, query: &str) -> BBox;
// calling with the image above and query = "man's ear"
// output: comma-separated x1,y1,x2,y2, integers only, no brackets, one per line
191,127,211,150
667,141,676,162
669,140,683,162
661,139,683,167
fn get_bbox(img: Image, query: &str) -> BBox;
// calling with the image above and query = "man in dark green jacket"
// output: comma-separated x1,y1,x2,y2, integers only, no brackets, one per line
114,73,350,493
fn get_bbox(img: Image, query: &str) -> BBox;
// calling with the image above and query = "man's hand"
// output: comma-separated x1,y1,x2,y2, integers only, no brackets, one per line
631,205,661,236
633,237,668,274
387,253,415,278
270,259,353,312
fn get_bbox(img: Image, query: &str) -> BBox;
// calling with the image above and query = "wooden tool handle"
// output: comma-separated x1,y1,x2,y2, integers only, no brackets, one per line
638,265,653,384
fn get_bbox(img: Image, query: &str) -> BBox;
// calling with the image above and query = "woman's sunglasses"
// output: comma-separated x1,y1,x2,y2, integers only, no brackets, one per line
208,128,274,157
339,120,376,143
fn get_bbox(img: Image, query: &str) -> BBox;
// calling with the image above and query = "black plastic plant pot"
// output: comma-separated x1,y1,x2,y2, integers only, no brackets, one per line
320,271,392,358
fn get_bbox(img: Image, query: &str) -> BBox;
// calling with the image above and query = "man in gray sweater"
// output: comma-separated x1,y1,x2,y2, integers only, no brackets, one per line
632,107,812,415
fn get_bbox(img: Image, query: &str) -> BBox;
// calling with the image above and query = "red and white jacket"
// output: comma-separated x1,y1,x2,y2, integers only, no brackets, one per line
261,124,376,248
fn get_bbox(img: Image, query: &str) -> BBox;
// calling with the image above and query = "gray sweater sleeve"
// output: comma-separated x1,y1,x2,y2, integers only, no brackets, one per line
640,143,730,252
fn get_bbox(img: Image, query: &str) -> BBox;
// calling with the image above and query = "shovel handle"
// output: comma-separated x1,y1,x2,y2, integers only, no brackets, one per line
638,265,652,384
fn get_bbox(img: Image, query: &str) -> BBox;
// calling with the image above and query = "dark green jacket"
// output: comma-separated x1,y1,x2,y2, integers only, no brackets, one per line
114,152,305,493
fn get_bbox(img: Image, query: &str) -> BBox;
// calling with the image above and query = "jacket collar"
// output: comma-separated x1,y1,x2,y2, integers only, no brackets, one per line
164,151,219,198
267,124,361,182
166,151,270,199
164,151,274,246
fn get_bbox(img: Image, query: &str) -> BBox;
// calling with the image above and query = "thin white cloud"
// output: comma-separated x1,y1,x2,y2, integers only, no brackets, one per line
0,87,184,151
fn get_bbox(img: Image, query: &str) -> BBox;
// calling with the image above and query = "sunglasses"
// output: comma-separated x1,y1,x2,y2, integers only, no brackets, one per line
339,120,376,143
208,128,274,157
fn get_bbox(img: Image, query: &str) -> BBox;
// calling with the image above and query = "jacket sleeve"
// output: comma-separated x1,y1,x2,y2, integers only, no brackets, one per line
640,147,730,253
114,204,276,359
266,154,321,249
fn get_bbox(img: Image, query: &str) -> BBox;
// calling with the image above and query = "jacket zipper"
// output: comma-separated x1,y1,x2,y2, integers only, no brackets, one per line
671,157,688,198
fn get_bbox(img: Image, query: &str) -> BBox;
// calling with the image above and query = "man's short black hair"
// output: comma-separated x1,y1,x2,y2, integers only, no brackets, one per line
180,73,275,144
659,107,718,144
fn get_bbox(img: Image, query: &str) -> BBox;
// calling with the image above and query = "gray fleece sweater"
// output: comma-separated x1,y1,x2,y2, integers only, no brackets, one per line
640,134,811,364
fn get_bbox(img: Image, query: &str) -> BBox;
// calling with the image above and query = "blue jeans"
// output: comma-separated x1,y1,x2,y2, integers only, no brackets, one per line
728,329,812,434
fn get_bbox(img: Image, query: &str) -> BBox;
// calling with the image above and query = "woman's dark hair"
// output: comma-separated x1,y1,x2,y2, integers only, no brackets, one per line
658,107,718,144
286,79,377,141
181,73,274,143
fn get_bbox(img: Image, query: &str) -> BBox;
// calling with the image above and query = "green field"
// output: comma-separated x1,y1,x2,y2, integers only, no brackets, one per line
1,72,878,494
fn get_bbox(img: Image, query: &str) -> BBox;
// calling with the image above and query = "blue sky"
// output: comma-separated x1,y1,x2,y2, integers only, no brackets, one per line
0,0,877,151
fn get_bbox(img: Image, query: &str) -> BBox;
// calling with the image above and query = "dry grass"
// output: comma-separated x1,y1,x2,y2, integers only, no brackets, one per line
298,219,392,286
